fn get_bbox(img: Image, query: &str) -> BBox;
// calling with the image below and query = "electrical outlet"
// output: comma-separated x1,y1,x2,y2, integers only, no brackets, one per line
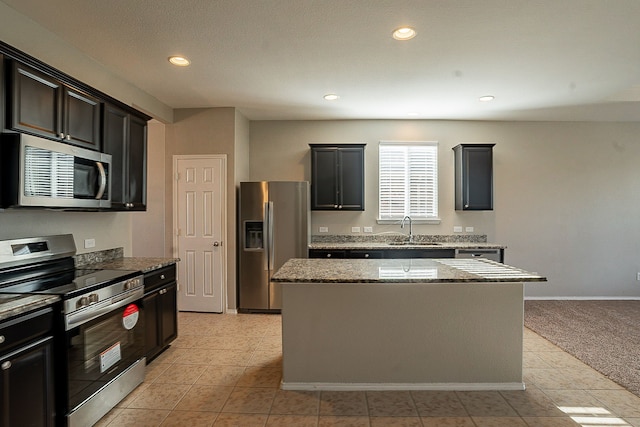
84,238,96,249
364,226,373,233
351,227,361,233
319,227,329,233
465,226,474,233
453,226,463,233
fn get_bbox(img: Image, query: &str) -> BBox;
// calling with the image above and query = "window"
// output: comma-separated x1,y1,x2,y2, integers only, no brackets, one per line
378,141,438,222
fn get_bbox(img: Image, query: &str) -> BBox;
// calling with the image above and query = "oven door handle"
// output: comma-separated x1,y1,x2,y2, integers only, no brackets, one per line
65,288,143,331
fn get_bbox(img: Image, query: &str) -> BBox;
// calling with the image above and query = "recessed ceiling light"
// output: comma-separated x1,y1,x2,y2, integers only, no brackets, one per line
479,95,495,102
392,26,416,41
168,56,190,66
323,94,340,101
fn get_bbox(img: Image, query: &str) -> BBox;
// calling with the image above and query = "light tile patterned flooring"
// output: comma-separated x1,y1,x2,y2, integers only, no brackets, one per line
96,312,640,427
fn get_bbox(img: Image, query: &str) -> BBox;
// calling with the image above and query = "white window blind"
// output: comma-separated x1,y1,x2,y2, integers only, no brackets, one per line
378,142,438,220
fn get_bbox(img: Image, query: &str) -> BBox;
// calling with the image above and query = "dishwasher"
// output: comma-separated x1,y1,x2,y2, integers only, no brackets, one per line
455,248,503,263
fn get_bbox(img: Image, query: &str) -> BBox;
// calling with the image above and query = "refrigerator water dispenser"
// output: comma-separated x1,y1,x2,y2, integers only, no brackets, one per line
244,221,263,250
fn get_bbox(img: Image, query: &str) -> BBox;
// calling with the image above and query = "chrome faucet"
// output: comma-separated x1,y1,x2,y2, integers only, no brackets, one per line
401,215,414,243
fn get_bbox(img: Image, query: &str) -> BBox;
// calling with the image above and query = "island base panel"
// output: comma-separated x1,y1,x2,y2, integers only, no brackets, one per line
281,282,524,390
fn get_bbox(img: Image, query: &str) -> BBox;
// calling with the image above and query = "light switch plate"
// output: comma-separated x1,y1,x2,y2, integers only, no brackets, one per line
351,227,361,233
364,226,373,233
319,227,329,233
84,238,96,249
453,226,463,233
465,226,474,232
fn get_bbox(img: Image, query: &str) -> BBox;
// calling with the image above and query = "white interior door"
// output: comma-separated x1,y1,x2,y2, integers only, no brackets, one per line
174,155,226,312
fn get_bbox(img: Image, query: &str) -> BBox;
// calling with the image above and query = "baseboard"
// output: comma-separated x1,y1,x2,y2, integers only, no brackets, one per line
225,308,238,314
525,296,640,301
280,381,526,392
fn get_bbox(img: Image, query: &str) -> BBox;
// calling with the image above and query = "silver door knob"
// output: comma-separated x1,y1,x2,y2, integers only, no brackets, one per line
213,241,220,247
1,361,11,370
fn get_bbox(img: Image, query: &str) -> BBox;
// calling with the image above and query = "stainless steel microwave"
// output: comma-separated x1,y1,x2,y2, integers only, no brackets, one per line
0,133,112,209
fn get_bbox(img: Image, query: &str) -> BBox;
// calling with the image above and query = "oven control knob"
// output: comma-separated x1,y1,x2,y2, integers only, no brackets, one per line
88,294,99,304
77,297,90,308
124,279,139,290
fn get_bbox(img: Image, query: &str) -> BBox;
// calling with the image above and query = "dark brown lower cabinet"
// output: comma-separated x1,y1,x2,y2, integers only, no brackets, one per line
143,265,178,363
309,249,455,259
0,308,55,427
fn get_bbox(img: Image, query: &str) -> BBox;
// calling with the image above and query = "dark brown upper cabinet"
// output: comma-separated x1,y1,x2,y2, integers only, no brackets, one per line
103,103,147,210
310,144,365,211
8,60,101,150
453,143,495,210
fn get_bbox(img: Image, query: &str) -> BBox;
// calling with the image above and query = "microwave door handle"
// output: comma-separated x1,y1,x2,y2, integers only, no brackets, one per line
95,161,107,199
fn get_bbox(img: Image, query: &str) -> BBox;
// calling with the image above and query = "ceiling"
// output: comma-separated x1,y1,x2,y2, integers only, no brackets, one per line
3,0,640,121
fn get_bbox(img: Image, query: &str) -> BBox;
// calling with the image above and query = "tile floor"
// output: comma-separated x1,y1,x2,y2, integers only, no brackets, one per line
96,312,640,427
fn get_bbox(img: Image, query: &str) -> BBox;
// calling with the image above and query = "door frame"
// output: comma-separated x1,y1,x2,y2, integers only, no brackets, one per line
172,154,228,313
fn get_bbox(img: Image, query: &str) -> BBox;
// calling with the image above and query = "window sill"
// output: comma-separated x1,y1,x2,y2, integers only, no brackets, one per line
376,218,441,225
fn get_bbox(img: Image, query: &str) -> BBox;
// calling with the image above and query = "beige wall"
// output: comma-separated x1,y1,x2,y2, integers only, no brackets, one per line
250,120,640,299
132,120,167,257
165,108,245,310
0,210,133,255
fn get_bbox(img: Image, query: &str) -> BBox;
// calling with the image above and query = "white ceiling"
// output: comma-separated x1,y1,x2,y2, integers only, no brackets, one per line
3,0,640,121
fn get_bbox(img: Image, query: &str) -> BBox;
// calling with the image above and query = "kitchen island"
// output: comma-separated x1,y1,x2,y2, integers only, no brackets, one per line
272,258,546,391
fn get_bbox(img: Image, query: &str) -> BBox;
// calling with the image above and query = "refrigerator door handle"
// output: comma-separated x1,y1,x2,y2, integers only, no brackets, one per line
263,202,270,271
267,201,275,270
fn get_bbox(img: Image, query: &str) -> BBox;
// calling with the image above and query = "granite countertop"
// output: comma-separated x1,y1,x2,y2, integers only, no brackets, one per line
86,257,179,274
272,258,546,284
309,242,505,250
0,294,60,322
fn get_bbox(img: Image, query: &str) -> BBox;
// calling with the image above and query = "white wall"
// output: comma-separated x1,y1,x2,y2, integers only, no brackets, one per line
250,120,640,299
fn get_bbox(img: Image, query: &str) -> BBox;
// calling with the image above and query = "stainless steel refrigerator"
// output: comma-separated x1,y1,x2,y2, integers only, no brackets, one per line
238,181,310,312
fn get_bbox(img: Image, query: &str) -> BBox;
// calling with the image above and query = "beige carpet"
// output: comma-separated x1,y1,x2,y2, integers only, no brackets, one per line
524,300,640,397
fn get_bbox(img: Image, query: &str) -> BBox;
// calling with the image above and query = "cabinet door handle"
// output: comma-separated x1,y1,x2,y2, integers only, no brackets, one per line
159,288,167,295
364,254,370,258
1,361,11,370
333,204,338,209
326,253,332,258
160,274,166,280
0,335,4,344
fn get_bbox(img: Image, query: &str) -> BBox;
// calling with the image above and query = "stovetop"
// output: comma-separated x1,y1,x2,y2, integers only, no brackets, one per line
0,267,142,299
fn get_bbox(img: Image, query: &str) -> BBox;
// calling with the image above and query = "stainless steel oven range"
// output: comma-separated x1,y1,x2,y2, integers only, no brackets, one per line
0,234,145,427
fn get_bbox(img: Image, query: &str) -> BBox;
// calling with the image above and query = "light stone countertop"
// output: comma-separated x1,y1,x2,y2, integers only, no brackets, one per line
272,258,546,283
85,257,179,274
0,294,60,322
